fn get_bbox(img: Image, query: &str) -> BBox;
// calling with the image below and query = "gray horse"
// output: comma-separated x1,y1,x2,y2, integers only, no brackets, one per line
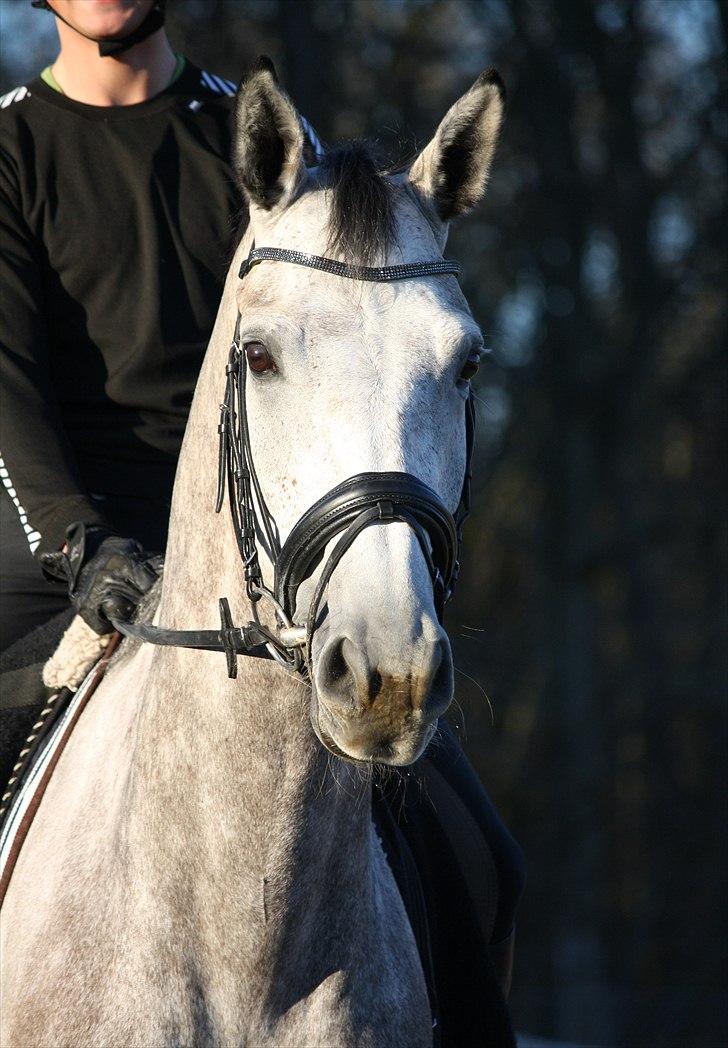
1,62,504,1047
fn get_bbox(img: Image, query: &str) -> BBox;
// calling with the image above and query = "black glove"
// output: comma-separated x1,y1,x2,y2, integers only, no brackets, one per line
40,522,163,635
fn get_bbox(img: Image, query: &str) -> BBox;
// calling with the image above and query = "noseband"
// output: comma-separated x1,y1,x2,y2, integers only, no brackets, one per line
112,247,474,679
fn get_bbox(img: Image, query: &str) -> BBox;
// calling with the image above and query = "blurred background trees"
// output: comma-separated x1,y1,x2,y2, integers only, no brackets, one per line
2,1,725,1043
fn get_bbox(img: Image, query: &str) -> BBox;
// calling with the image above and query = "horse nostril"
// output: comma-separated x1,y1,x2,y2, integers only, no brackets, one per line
434,640,451,692
316,633,453,718
414,637,453,716
370,670,383,699
318,636,360,711
323,636,350,687
317,636,381,712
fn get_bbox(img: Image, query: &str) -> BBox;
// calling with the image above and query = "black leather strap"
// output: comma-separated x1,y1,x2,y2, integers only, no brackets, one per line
241,247,461,283
32,0,166,57
108,598,277,680
275,472,458,621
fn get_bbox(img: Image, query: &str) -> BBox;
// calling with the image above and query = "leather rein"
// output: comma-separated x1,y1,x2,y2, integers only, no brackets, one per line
111,246,474,679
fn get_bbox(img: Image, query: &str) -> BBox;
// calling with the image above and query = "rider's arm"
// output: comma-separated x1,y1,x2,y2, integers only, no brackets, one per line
0,150,109,556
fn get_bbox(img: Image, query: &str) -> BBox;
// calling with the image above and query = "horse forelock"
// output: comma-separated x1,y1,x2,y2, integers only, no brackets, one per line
232,142,398,267
317,142,396,267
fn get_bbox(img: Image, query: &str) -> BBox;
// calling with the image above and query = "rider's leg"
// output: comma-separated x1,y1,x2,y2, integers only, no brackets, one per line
381,745,519,1045
0,489,69,787
0,490,69,652
424,719,526,996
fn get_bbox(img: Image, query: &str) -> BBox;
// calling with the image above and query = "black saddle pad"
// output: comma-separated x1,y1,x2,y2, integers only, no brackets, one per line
0,610,74,789
0,609,75,680
374,753,516,1048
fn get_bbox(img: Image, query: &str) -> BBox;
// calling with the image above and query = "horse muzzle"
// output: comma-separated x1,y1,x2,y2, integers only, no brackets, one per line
309,625,454,765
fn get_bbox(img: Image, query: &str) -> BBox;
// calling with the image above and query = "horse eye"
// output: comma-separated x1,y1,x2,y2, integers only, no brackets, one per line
244,341,275,374
459,353,481,382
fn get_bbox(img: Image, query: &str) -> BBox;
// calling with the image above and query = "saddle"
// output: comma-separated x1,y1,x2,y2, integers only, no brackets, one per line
0,620,515,1047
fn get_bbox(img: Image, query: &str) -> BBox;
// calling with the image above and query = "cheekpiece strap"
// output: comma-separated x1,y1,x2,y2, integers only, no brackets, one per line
240,247,461,283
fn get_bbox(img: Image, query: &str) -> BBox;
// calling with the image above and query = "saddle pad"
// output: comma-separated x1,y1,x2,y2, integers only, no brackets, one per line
372,788,440,1043
374,749,515,1047
0,635,119,907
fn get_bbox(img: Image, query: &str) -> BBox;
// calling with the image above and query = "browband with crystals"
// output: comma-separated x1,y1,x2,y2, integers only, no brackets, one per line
240,247,461,282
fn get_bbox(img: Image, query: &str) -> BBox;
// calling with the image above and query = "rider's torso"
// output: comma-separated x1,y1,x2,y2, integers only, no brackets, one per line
0,62,239,504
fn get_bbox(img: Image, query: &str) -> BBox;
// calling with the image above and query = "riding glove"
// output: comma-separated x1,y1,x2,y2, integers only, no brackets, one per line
39,522,163,635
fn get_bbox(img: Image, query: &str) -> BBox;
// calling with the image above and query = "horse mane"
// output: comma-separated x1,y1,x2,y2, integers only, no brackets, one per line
318,142,396,267
231,141,396,266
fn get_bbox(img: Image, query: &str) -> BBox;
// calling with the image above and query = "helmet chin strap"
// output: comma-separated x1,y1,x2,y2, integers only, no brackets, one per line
32,0,166,58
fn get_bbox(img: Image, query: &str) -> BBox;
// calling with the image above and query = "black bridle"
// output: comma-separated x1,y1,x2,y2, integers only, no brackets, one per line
111,247,475,679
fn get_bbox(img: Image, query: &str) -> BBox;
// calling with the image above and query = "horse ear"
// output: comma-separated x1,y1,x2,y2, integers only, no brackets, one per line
233,56,305,211
408,69,505,223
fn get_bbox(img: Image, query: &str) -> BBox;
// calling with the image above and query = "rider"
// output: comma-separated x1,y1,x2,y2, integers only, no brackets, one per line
0,0,524,1021
0,0,323,650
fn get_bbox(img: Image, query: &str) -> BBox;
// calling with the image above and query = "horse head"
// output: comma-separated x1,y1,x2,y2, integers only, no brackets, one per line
229,58,504,765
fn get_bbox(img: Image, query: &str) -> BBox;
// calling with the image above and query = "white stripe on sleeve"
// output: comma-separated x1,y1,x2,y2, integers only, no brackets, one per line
200,71,219,93
211,74,235,97
0,456,42,552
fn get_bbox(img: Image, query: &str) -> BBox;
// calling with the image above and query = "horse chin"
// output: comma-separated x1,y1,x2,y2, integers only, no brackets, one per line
310,696,437,767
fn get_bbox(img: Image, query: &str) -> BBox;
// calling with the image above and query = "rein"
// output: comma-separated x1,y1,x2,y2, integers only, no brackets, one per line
111,246,474,679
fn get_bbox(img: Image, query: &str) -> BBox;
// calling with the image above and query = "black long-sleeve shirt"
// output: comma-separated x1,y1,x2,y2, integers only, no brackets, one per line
0,61,320,555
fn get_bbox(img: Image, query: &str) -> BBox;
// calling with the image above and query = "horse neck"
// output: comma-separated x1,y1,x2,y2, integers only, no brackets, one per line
130,252,375,943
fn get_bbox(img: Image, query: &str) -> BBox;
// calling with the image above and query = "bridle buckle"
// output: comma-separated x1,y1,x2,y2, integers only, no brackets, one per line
218,597,239,680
